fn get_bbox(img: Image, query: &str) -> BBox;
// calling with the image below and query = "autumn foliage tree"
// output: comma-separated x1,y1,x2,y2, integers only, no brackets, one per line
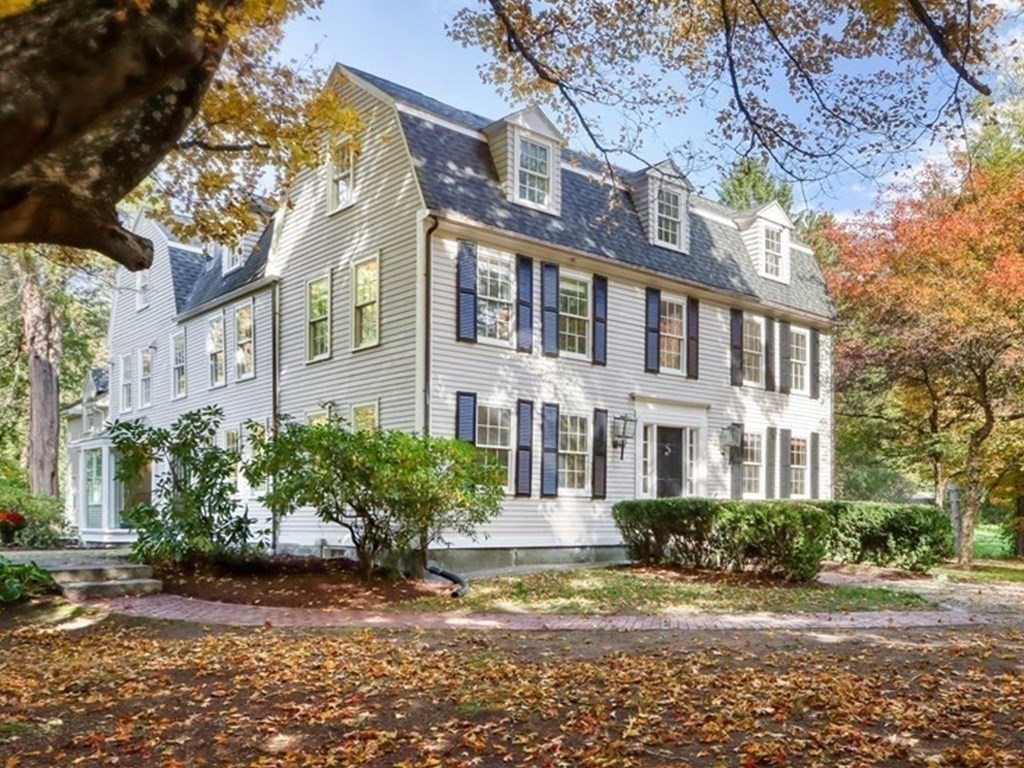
827,165,1024,564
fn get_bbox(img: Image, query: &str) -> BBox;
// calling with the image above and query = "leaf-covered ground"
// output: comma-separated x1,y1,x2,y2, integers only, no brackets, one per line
2,601,1023,767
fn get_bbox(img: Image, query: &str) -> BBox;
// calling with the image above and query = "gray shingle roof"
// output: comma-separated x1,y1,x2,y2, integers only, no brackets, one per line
399,113,834,318
168,219,275,316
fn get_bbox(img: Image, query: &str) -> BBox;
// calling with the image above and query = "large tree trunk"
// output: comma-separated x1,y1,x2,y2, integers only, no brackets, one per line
1014,484,1024,559
16,254,61,497
956,454,987,567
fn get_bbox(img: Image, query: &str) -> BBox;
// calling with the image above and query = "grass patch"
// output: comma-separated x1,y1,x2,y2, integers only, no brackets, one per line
973,523,1011,559
403,566,930,615
938,560,1024,585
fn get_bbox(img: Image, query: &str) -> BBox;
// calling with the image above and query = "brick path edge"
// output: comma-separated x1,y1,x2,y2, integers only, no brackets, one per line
84,594,989,632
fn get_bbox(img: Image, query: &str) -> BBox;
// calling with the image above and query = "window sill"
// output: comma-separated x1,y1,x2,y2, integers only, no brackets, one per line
351,340,381,353
305,354,333,365
742,379,764,389
327,200,356,217
558,350,591,363
511,196,558,216
658,366,688,377
208,383,227,391
172,394,187,402
654,238,685,252
477,335,516,350
557,487,591,498
236,373,256,382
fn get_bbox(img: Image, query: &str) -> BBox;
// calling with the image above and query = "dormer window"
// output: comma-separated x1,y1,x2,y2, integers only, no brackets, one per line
329,139,355,212
656,187,682,248
223,242,245,274
517,137,551,207
764,226,783,278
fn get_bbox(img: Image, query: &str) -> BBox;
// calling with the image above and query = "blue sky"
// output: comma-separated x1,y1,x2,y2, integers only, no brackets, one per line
277,1,1014,220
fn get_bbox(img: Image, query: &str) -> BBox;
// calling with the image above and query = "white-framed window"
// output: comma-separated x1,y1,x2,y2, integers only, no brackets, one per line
517,136,551,208
742,432,763,497
558,273,590,357
790,437,808,497
476,404,512,487
351,401,379,431
476,249,515,344
136,269,149,310
659,297,686,372
171,331,186,400
328,139,355,212
139,347,152,408
306,275,331,362
742,316,765,386
558,413,589,492
223,242,245,274
352,254,379,349
685,428,699,496
207,314,226,388
764,226,783,278
790,327,809,394
641,425,652,496
307,411,329,426
119,353,133,412
656,187,682,248
234,301,255,380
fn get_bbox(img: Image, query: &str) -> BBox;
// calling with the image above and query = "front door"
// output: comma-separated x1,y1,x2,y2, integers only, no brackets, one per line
656,427,684,497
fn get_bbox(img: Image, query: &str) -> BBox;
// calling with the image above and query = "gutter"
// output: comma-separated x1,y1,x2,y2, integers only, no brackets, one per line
422,215,440,436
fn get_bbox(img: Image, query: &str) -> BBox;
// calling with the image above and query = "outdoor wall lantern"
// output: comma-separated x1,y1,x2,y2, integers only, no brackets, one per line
719,423,744,464
611,413,638,460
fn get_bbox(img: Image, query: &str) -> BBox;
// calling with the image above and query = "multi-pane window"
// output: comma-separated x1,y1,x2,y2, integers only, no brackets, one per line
790,328,808,394
353,257,379,348
207,315,225,388
136,269,149,310
171,331,186,399
518,138,550,206
790,438,808,497
685,429,698,496
307,276,331,361
476,405,512,485
84,448,103,529
558,275,589,356
477,251,515,343
235,303,255,379
764,226,783,277
139,348,152,408
656,187,681,247
352,403,378,431
330,140,354,210
742,317,764,386
223,242,245,273
659,298,686,371
225,429,240,484
743,432,762,496
119,353,133,412
641,425,652,496
558,414,589,491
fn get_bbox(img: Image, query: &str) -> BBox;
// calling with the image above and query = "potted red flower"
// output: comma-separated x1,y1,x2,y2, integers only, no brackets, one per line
0,510,26,545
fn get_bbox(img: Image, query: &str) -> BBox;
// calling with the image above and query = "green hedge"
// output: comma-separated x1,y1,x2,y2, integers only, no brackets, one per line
809,501,953,571
612,498,829,581
612,498,953,580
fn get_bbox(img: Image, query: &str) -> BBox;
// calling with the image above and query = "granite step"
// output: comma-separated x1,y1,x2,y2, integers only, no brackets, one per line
47,563,154,585
61,578,163,601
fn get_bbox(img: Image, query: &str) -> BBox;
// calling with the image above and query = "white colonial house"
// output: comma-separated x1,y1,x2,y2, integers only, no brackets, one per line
65,66,835,567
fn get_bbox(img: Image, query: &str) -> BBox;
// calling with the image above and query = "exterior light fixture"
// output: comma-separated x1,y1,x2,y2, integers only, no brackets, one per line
719,423,744,464
611,413,638,460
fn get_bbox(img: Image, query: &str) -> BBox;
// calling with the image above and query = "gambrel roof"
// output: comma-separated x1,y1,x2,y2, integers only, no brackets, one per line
345,66,834,320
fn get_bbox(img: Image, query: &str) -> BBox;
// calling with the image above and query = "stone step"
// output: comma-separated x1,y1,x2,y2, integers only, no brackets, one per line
61,578,163,601
46,564,154,585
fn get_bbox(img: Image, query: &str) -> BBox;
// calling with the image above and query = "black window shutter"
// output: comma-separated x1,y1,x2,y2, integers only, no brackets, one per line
516,255,533,353
515,399,534,497
541,403,559,497
764,318,776,392
645,288,661,373
779,429,792,498
810,431,820,499
730,423,745,499
456,241,478,342
730,309,744,386
765,427,777,499
810,329,821,399
592,409,608,500
686,297,700,379
779,322,792,395
592,276,608,366
541,263,560,357
455,391,477,442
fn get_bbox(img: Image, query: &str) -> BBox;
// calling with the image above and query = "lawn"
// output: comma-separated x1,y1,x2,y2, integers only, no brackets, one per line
401,565,930,615
939,560,1024,585
973,522,1012,559
1,600,1022,767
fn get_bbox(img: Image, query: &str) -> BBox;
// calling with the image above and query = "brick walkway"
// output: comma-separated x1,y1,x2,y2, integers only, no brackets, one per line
89,594,987,632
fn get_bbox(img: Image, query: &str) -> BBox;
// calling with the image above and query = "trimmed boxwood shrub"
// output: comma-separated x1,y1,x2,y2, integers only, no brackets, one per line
809,501,953,571
612,498,952,579
612,498,829,581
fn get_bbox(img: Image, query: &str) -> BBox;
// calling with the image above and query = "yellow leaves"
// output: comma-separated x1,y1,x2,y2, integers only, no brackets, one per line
0,0,33,19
